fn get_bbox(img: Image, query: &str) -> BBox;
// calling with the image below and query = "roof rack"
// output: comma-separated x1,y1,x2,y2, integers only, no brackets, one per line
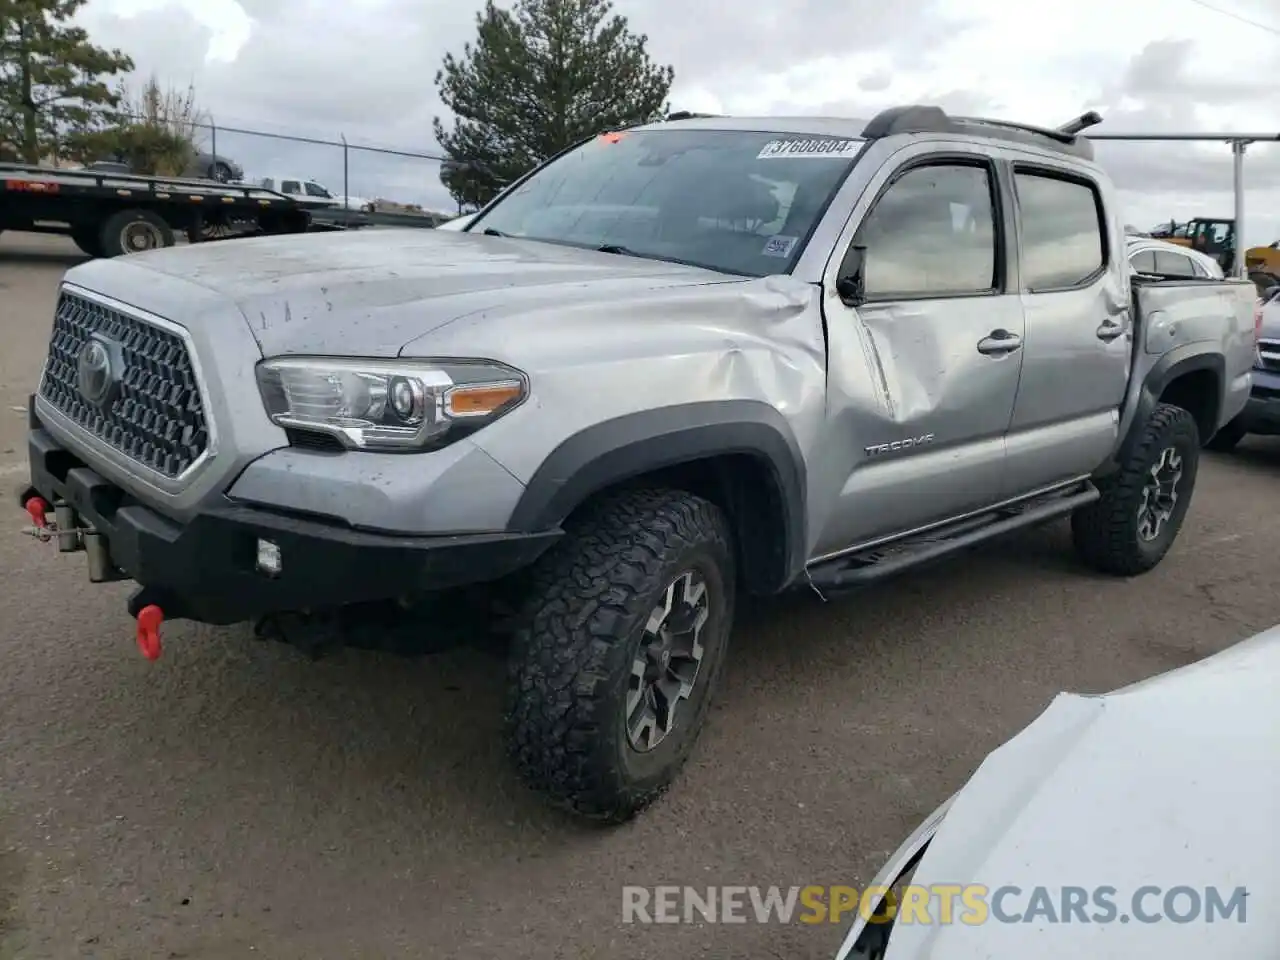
861,105,1100,161
665,110,721,122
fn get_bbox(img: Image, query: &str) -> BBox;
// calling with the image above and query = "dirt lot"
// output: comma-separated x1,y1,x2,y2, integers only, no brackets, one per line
2,232,1279,960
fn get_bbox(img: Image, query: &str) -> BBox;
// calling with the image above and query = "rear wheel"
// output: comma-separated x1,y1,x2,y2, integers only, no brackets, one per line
70,224,104,257
1071,403,1200,576
98,209,175,257
505,488,736,822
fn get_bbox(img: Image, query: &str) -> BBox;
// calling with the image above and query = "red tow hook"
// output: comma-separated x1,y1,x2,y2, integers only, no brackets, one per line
24,496,49,529
136,604,164,661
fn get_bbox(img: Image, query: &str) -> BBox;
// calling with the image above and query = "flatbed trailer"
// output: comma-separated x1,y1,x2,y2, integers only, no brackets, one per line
305,206,449,231
0,162,312,257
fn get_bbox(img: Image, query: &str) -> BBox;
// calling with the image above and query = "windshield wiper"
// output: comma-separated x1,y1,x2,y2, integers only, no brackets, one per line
595,244,711,271
482,228,506,237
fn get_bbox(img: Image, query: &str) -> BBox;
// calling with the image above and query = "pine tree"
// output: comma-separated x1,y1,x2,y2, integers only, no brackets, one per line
0,0,134,163
433,0,673,209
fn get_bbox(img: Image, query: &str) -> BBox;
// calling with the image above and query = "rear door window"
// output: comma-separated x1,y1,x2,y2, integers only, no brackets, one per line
1014,170,1107,290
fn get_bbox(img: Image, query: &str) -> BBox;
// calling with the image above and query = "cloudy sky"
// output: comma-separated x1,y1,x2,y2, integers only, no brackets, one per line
78,0,1280,242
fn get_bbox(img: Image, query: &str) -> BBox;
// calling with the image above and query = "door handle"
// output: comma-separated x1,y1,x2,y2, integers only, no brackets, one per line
977,329,1023,356
1096,319,1125,342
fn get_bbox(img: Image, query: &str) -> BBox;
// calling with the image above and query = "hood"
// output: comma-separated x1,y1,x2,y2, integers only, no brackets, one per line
874,628,1280,960
106,228,738,356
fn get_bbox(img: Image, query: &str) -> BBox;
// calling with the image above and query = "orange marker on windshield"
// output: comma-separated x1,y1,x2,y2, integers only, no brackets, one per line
600,132,624,144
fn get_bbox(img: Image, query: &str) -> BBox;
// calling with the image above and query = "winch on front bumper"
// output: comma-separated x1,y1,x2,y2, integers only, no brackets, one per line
18,400,560,644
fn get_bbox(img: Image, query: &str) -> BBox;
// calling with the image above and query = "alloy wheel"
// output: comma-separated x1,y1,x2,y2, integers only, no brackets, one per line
625,570,711,752
1137,446,1183,541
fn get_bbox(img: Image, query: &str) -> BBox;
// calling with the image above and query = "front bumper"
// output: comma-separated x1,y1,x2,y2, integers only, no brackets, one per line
1242,368,1280,435
21,422,561,625
832,796,954,960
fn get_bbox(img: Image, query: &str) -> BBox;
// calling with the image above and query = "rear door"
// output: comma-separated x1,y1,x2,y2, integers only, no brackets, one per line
1003,162,1131,498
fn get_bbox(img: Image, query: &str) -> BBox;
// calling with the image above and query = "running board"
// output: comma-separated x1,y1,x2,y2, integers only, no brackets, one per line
804,483,1099,592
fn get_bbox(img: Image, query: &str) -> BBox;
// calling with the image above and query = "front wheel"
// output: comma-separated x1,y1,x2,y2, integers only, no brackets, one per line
1071,403,1200,576
505,488,736,822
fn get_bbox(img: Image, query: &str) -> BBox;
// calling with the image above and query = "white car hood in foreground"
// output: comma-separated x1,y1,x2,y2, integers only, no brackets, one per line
840,628,1280,959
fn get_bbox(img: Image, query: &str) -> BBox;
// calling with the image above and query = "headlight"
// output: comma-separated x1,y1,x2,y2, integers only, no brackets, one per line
255,357,527,451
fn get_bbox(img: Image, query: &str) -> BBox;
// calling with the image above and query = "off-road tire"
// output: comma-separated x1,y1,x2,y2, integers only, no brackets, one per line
505,488,736,823
99,209,174,257
1071,403,1200,576
1204,413,1247,452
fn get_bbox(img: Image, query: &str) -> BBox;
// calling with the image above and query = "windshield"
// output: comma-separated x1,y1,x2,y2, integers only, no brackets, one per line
471,128,861,277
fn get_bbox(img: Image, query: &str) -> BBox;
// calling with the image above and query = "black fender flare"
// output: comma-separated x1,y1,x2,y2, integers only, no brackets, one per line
506,400,808,588
1117,347,1224,466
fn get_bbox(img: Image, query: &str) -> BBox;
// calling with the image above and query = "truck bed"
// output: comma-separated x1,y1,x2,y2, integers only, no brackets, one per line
1124,274,1258,437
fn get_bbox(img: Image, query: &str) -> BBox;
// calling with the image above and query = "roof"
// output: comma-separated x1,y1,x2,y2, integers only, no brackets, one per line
643,104,1098,160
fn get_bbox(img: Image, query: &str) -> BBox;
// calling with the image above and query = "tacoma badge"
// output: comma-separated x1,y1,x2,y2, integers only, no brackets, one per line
864,434,935,457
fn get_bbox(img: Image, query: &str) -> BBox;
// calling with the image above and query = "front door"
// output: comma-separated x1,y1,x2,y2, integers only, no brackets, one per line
812,149,1025,557
1003,162,1131,497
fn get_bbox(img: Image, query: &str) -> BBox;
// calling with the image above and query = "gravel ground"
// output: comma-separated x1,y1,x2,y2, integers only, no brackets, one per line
2,231,1278,960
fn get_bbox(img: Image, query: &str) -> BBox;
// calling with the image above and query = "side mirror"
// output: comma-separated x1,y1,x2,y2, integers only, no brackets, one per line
836,244,868,307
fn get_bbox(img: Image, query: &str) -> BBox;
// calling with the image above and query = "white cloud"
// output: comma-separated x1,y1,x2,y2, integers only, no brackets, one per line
75,0,1280,243
93,0,251,61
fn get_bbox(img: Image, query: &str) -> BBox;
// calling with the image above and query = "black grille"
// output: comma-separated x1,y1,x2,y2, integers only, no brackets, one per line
1258,341,1280,373
39,291,209,478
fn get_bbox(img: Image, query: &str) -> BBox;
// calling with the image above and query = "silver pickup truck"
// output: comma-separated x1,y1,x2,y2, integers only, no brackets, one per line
18,105,1257,823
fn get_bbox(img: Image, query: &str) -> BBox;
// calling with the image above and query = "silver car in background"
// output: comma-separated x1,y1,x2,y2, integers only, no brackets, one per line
835,627,1279,959
1126,235,1224,279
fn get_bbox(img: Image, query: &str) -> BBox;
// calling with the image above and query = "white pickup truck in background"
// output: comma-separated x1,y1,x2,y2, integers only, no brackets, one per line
256,175,374,211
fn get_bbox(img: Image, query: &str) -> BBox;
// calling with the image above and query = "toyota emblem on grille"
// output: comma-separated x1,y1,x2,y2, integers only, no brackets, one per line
76,337,116,406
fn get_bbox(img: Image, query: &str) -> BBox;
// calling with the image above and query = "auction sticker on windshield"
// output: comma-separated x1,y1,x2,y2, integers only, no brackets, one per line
762,236,798,257
757,137,862,160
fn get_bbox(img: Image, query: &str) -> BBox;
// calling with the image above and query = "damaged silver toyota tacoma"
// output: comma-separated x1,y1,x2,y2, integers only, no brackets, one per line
18,105,1259,822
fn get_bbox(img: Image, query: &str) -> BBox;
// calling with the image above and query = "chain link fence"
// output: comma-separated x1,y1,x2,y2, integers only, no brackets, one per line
33,109,461,220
